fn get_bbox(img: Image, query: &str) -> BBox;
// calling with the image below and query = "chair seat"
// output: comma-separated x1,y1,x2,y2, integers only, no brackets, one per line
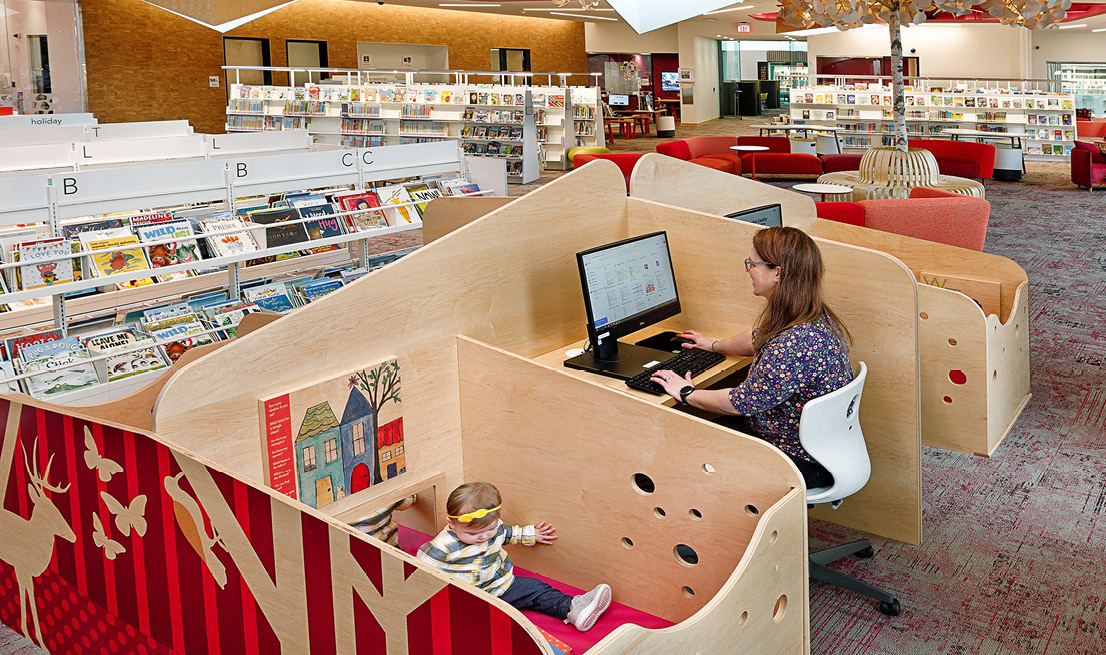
698,152,744,174
689,157,735,173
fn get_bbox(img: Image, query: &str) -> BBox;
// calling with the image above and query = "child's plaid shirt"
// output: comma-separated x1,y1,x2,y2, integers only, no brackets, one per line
416,521,537,596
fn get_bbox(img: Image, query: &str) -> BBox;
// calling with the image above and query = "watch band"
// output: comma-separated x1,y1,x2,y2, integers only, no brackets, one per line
679,385,696,405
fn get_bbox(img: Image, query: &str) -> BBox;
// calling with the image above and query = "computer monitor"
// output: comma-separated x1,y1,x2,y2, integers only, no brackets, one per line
661,72,680,92
609,94,630,107
725,203,783,227
564,231,683,379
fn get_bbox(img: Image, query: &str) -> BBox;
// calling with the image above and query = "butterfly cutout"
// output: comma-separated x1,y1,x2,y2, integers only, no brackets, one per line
84,427,122,483
92,513,126,560
101,491,147,538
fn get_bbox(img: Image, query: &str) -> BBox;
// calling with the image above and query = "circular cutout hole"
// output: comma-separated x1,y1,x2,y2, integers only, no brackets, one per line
739,610,749,626
943,396,953,404
702,463,715,475
621,537,634,549
681,586,695,598
744,504,760,517
919,312,929,320
948,369,967,385
674,544,699,566
770,530,778,544
654,507,667,518
948,338,957,346
632,473,655,495
689,508,703,520
773,595,788,622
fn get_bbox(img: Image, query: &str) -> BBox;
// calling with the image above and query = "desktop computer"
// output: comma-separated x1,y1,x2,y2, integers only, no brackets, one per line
725,203,782,227
608,94,630,107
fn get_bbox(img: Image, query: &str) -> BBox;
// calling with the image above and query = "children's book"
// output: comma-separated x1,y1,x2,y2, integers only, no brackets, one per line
212,304,260,338
199,216,261,258
136,221,203,282
22,348,99,399
248,207,310,249
17,238,75,290
337,192,390,231
82,327,141,354
100,341,170,381
4,329,64,361
375,185,422,225
297,278,344,303
404,183,444,215
297,204,346,241
446,181,482,196
150,321,217,362
85,235,152,280
20,336,82,365
61,218,126,241
128,210,175,228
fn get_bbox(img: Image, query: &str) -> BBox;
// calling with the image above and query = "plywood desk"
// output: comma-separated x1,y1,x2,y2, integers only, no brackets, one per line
535,332,753,407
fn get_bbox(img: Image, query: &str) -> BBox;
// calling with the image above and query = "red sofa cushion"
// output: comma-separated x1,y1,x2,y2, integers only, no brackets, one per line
690,157,734,173
821,153,863,173
656,139,693,161
909,186,961,199
815,201,866,226
932,156,980,179
908,138,995,179
741,152,823,176
698,152,744,174
1073,140,1106,164
857,195,990,251
683,136,742,159
736,136,792,153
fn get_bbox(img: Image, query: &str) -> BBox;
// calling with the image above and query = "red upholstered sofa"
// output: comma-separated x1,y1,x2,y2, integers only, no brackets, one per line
655,136,823,178
908,139,995,180
816,187,990,251
573,152,645,190
1076,119,1106,139
1071,141,1106,191
821,153,864,173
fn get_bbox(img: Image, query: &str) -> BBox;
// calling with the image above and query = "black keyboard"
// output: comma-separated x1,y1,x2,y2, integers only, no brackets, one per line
626,348,726,395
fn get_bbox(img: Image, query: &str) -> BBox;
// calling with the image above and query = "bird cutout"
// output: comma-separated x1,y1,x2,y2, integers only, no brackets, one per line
91,513,126,560
164,472,227,588
101,491,147,537
83,426,122,483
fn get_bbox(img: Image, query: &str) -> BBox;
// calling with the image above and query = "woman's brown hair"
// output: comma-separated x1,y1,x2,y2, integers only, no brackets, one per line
750,226,850,353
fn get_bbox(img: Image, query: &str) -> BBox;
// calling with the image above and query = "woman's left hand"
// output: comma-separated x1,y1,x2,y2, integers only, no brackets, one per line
649,369,693,401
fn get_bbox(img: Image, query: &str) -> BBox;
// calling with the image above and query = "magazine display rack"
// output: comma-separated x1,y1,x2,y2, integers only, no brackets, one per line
788,79,1076,161
631,153,1029,459
0,160,932,655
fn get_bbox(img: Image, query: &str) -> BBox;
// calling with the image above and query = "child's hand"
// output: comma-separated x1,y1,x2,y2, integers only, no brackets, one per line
534,522,558,545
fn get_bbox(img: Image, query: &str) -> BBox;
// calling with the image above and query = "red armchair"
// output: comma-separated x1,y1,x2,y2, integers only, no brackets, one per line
573,152,646,191
1071,141,1106,191
816,187,990,251
908,139,996,180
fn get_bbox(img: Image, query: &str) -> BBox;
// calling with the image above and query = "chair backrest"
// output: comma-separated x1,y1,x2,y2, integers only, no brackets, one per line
798,361,870,504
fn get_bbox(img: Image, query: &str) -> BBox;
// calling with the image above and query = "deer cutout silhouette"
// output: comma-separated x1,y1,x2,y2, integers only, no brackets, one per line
5,441,76,648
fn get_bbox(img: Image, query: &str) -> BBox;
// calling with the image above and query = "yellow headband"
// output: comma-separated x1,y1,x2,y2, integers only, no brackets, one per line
448,505,501,523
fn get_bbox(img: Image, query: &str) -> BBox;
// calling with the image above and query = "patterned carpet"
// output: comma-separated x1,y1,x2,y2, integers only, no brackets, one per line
2,121,1105,654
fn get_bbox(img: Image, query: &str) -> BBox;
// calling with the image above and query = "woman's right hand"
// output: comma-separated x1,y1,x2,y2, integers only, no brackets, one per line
677,330,713,350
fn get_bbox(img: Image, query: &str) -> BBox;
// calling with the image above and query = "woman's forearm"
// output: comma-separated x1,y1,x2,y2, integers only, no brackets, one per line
685,388,741,414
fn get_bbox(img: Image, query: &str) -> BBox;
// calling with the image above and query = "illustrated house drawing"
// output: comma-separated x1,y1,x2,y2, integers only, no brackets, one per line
295,402,343,507
377,418,405,481
338,387,375,495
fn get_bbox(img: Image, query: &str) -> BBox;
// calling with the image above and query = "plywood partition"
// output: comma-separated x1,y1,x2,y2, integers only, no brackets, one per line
817,219,1031,456
628,201,923,545
629,153,818,234
422,196,516,243
151,160,633,502
458,337,805,627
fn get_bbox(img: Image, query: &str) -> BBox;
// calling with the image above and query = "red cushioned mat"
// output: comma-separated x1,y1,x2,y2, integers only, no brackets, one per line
398,526,673,653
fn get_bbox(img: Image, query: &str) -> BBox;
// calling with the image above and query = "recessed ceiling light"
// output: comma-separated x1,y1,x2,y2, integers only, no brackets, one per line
704,5,754,14
1057,23,1086,29
439,3,500,6
549,11,617,20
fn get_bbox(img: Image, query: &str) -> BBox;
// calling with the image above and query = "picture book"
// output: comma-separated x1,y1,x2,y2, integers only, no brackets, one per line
248,207,310,249
298,278,344,302
22,348,99,399
20,335,82,364
213,305,260,338
85,235,151,279
3,329,64,361
61,218,125,241
256,357,405,505
199,216,261,258
298,204,346,242
337,192,390,231
0,359,18,394
404,183,444,214
136,221,203,282
143,302,193,322
82,327,141,354
446,181,481,196
150,321,217,362
100,341,170,382
375,186,422,226
17,238,75,290
128,210,175,228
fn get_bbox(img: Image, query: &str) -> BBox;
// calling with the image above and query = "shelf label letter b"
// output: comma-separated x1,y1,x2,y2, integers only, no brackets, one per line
62,178,78,195
237,163,248,178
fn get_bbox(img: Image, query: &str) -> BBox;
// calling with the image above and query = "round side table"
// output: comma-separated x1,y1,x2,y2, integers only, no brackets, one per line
792,182,853,202
730,145,770,180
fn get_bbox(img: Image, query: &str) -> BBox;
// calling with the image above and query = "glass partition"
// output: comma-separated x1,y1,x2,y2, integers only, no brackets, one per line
0,0,85,114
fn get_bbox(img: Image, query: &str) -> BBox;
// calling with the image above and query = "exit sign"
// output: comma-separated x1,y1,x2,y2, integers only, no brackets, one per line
736,22,751,32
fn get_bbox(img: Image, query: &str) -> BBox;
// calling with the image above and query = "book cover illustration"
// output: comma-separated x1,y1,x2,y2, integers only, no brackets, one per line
200,217,261,258
375,185,423,225
298,278,344,302
297,204,346,242
257,358,405,507
61,219,126,241
22,348,99,399
248,207,310,249
337,192,390,231
86,236,151,278
150,321,217,362
19,335,82,364
17,239,75,290
82,327,141,354
404,183,444,214
101,341,170,382
136,221,203,282
213,305,260,339
128,210,175,228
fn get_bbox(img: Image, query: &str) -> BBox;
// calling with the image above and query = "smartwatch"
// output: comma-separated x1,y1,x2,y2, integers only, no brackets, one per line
678,385,696,405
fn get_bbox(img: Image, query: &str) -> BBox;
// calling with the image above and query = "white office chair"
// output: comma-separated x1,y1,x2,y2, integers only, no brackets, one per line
799,362,902,616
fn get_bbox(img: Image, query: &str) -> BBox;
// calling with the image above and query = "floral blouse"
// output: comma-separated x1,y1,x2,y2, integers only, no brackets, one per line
727,315,853,463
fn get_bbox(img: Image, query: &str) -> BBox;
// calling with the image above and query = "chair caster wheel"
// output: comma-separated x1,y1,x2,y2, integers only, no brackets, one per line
855,546,875,559
880,599,901,616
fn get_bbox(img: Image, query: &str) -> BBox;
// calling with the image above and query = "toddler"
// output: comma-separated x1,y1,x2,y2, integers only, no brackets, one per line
417,482,611,632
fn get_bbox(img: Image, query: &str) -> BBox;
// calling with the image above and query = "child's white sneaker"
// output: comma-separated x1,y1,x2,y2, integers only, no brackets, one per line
565,583,611,632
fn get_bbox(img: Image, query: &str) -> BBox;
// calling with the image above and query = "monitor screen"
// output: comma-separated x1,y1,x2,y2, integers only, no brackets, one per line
577,232,680,339
725,204,783,227
661,72,680,92
608,94,630,106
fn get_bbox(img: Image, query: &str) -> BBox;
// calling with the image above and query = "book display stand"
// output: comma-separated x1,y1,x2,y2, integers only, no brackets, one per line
788,78,1076,161
631,153,1030,459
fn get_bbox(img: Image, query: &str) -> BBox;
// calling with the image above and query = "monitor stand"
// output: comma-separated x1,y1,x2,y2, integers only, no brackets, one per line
564,341,675,380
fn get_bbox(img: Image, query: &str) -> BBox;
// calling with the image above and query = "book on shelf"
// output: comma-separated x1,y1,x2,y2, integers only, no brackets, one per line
199,215,261,258
17,238,76,290
19,335,83,365
135,221,203,282
375,185,423,226
404,183,444,214
22,348,99,399
336,192,390,231
85,235,154,288
297,204,346,245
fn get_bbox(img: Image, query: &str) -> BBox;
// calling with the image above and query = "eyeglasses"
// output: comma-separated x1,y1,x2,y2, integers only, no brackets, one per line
744,258,776,271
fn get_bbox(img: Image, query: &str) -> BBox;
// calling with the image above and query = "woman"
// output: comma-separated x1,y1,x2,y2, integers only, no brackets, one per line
650,226,853,487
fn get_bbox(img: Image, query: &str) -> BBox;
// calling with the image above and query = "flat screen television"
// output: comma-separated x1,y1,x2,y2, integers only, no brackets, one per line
661,72,680,92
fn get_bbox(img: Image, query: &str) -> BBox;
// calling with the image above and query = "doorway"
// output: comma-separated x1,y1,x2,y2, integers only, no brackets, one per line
223,37,272,90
